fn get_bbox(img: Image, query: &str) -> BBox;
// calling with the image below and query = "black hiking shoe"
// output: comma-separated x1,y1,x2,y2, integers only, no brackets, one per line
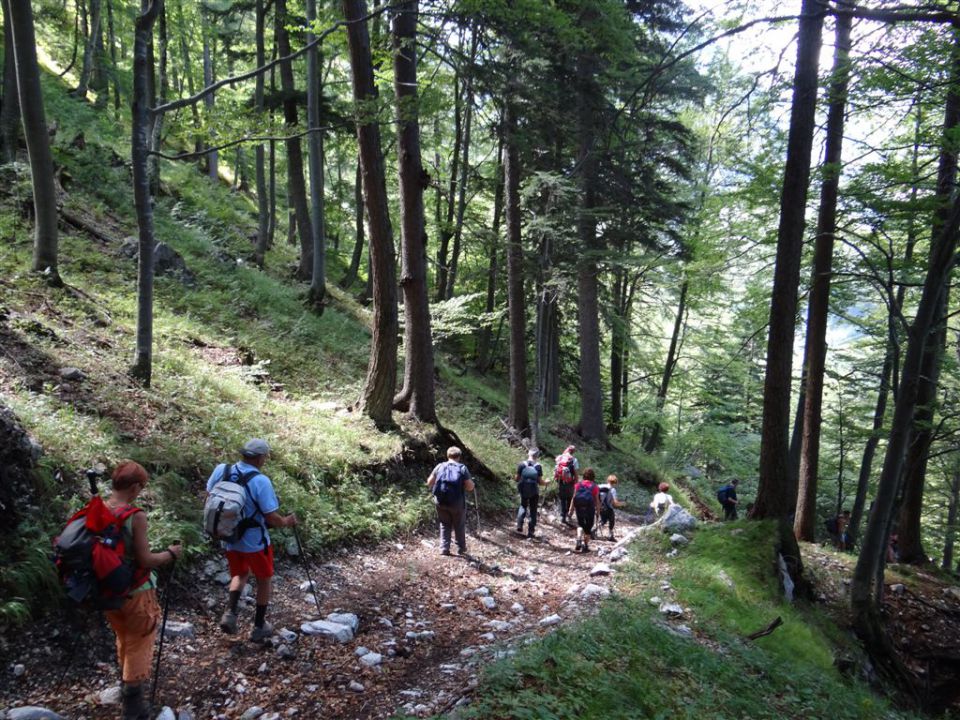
121,682,150,720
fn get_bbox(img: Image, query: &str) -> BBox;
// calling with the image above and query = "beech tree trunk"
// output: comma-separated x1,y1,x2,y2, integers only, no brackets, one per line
391,0,436,423
943,469,959,572
446,28,477,301
341,160,365,288
343,0,398,426
475,136,504,373
575,46,606,444
130,0,161,385
794,10,852,541
73,0,102,97
307,0,327,308
752,0,824,520
253,0,269,267
276,0,314,281
106,0,121,115
504,93,529,435
1,8,20,163
202,9,217,181
148,0,167,194
5,0,60,282
645,278,689,453
435,71,460,301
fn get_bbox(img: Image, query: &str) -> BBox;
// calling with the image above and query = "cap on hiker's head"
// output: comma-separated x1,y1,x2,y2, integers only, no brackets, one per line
658,482,670,492
447,446,462,459
242,438,271,458
112,460,149,490
565,445,576,454
528,447,540,459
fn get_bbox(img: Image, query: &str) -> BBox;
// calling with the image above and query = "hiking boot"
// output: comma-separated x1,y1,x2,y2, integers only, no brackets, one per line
250,621,274,643
219,609,238,634
440,548,451,556
516,525,524,534
121,682,150,720
457,547,468,556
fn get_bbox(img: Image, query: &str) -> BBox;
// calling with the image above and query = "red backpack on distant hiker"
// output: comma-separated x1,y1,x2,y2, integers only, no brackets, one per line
54,495,149,609
554,452,577,484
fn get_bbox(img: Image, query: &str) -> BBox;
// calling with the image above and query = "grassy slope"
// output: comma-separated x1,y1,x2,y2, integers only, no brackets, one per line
0,36,916,720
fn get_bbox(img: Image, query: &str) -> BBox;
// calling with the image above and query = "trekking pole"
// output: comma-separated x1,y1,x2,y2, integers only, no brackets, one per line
151,555,177,707
292,524,323,614
473,488,481,536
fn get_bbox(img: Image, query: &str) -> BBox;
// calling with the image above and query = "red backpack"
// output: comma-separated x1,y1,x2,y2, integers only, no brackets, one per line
53,496,149,609
554,453,577,484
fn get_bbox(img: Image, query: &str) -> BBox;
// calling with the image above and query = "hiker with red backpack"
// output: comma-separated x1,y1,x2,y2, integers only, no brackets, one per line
205,438,297,643
515,448,546,538
60,461,181,720
568,467,601,552
554,445,579,525
427,446,475,556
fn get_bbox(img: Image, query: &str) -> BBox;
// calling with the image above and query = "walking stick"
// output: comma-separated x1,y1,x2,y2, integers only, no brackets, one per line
151,555,177,707
472,488,481,536
292,525,323,614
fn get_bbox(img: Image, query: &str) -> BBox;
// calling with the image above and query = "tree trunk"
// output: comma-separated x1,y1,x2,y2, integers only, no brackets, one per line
446,27,477,301
73,0,102,97
610,268,625,433
130,0,161,385
148,0,167,195
106,0,121,116
307,0,326,308
475,134,504,372
343,0,398,426
851,34,960,673
794,10,852,541
253,0,269,267
341,159,365,288
943,469,959,572
646,278,689,453
5,0,60,283
575,46,606,444
434,70,460,301
174,0,202,163
1,8,20,163
504,93,529,435
751,0,824,520
202,10,217,181
277,0,314,281
391,0,436,423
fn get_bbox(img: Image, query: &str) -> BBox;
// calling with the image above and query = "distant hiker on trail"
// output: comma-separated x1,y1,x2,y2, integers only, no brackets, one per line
825,510,851,549
102,461,181,720
717,479,739,520
597,474,625,540
569,467,601,552
206,438,297,643
516,447,546,539
554,445,579,525
427,446,475,557
650,482,674,518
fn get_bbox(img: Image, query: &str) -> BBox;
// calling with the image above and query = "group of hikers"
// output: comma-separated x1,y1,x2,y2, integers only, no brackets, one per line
57,438,750,720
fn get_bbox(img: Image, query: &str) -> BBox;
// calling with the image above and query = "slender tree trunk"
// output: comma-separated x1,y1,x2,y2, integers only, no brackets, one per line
851,33,960,672
202,10,217,180
307,0,326,308
752,0,824,520
174,0,202,162
575,46,606,444
476,135,504,373
943,468,959,572
5,0,60,283
646,279,689,453
341,159,365,288
1,8,20,163
794,10,852,541
130,0,161,385
74,0,102,97
391,0,436,422
148,0,167,195
277,0,314,281
610,268,625,433
435,70,460,301
504,92,528,435
253,0,269,267
106,0,121,116
446,27,477,301
343,0,398,426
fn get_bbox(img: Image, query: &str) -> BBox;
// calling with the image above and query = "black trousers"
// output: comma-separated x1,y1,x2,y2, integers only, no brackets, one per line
558,483,574,520
516,495,539,534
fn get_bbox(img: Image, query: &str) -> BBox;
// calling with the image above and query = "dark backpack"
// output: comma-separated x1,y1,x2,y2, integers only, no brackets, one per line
717,485,733,505
554,454,576,484
825,517,839,535
433,462,466,506
53,496,149,610
518,462,541,500
573,482,595,510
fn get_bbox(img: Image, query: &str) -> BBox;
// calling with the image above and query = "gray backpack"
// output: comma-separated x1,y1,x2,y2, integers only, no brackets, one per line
203,464,265,545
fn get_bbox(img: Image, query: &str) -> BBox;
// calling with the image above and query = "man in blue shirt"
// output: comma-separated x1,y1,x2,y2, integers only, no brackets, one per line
206,438,297,641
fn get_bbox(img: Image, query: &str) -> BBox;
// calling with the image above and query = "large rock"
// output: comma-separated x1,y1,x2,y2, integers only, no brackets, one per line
163,621,196,639
8,709,66,720
117,238,195,286
156,708,176,720
301,620,353,643
326,613,359,633
581,584,611,600
661,504,697,533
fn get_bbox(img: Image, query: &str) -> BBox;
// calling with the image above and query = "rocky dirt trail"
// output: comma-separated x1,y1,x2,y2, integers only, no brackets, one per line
1,508,647,720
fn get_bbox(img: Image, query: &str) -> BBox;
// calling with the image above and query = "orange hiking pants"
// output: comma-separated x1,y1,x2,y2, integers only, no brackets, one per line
105,589,161,682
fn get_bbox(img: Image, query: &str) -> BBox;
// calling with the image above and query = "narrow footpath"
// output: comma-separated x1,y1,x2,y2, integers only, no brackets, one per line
3,508,645,719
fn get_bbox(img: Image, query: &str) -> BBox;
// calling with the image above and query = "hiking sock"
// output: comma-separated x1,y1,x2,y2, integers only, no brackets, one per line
228,590,241,614
254,604,268,628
